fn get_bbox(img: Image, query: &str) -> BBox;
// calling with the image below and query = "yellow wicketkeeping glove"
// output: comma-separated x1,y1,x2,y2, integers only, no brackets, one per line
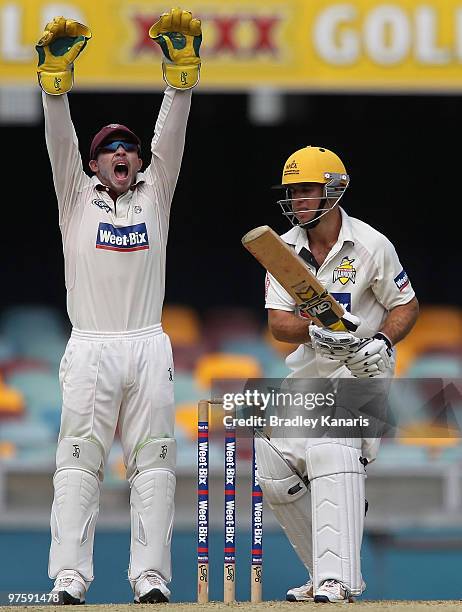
149,8,202,90
36,16,92,95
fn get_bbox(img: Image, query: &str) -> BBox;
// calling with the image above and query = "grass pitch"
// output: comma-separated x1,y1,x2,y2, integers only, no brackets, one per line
1,602,462,612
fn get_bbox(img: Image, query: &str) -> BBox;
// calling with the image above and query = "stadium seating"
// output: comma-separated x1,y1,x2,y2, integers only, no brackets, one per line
0,374,24,418
202,307,262,350
0,337,15,365
194,352,262,390
5,370,62,433
220,337,280,373
162,304,201,346
174,372,203,404
396,306,462,375
0,305,66,348
171,343,207,372
0,302,461,477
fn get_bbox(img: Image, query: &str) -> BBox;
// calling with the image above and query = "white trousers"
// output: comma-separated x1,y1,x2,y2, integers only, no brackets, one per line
49,324,175,583
58,324,174,480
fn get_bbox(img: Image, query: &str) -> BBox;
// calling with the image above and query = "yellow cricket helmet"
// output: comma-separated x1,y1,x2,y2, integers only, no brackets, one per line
281,146,348,186
277,146,350,228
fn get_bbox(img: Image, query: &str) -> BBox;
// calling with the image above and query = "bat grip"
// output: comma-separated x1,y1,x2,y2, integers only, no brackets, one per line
340,315,358,332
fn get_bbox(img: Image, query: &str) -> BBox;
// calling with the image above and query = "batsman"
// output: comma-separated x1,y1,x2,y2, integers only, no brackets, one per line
255,146,419,602
36,8,202,604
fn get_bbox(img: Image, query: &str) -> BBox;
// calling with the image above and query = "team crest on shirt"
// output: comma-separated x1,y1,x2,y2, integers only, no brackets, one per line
333,257,356,285
96,222,149,252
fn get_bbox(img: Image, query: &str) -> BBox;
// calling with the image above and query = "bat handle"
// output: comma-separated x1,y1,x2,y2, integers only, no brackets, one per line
340,312,359,332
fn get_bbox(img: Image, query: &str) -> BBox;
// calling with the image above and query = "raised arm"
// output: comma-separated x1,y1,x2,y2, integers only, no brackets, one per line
36,16,92,224
145,9,201,207
42,93,88,223
146,87,192,199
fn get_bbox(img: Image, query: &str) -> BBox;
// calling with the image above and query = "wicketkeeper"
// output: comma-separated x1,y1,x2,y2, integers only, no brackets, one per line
255,146,419,603
36,8,202,604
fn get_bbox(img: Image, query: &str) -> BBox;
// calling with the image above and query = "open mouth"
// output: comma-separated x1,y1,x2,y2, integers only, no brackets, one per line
114,163,129,181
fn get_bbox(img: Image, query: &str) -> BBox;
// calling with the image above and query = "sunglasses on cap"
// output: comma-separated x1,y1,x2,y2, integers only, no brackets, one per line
97,140,140,154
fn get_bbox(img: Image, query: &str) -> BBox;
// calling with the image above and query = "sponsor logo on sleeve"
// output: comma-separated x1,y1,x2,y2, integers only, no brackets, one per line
96,222,149,252
394,269,410,291
333,257,356,285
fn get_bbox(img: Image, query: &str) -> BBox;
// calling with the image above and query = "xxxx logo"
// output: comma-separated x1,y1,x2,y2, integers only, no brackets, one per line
333,257,356,285
131,12,282,56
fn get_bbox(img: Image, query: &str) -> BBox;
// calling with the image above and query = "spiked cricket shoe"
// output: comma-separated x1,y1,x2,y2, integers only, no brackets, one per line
51,570,87,605
133,571,170,604
315,579,358,603
286,578,314,601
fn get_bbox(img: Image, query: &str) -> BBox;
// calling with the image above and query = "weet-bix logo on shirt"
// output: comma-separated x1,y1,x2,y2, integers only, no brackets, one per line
96,223,149,252
394,269,410,291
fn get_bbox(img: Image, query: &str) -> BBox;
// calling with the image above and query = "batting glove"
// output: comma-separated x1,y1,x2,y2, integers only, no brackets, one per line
36,16,91,95
309,324,361,360
344,334,392,378
149,8,202,90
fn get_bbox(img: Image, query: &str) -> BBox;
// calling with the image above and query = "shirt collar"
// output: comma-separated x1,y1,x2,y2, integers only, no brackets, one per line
338,207,355,246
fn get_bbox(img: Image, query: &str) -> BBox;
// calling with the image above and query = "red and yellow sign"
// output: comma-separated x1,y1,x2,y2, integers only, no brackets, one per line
1,0,462,91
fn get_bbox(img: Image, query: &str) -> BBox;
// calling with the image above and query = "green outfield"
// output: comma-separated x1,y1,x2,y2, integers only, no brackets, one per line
1,602,462,612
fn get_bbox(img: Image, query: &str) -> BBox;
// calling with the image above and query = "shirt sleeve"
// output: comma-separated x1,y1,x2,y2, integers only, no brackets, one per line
42,93,89,225
144,86,192,216
371,237,416,310
265,272,296,312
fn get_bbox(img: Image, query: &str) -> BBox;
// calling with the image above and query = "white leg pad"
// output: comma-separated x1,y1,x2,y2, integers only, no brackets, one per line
49,437,102,582
129,438,176,587
306,442,365,595
255,436,313,574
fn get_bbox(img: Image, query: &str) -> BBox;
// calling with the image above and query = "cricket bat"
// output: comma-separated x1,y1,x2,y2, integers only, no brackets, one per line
242,225,356,332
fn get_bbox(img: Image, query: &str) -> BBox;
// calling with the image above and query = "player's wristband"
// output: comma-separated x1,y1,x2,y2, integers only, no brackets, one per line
374,332,392,350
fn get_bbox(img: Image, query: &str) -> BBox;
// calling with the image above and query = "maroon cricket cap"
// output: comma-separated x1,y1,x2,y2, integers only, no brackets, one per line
90,124,141,160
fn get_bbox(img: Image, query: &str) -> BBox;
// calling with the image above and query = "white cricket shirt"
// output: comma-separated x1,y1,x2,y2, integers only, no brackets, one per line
265,208,416,376
42,88,191,332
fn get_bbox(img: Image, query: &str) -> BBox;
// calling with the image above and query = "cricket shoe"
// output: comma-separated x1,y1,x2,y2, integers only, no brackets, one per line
133,571,170,603
286,578,314,601
51,570,87,605
315,579,361,603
